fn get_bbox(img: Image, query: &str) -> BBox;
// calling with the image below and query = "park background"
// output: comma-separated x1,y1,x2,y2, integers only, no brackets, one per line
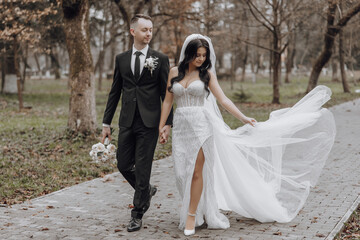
0,1,360,238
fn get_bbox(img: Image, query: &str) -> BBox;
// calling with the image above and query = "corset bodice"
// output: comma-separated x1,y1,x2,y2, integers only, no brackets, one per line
172,80,206,108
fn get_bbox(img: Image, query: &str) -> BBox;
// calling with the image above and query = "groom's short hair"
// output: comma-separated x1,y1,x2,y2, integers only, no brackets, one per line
130,14,152,28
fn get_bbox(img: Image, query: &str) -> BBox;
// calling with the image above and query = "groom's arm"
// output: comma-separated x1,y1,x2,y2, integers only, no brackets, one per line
159,55,173,126
103,55,123,126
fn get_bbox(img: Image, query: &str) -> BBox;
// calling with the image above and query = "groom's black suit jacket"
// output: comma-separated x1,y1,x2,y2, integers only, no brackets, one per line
103,47,173,128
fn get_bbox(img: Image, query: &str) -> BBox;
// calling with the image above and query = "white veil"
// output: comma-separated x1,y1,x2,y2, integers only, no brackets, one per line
178,34,229,130
177,34,336,223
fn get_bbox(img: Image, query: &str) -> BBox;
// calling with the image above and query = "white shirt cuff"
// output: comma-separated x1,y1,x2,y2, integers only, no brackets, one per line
102,123,110,128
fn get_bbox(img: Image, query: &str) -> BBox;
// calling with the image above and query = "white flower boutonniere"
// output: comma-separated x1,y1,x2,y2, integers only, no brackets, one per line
144,56,159,76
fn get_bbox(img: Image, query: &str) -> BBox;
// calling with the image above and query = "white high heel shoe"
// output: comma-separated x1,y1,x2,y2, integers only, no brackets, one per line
184,212,196,236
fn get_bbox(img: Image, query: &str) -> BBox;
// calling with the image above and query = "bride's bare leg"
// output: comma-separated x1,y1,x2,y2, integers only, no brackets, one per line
185,148,205,230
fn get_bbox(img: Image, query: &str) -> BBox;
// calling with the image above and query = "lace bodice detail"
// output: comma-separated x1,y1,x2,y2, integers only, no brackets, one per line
172,80,206,108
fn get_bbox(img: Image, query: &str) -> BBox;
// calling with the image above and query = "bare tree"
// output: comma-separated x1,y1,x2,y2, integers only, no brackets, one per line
112,0,152,49
306,0,360,92
151,0,201,63
91,0,113,91
244,0,303,103
62,0,97,134
331,56,340,82
0,0,58,109
284,15,297,83
338,1,351,93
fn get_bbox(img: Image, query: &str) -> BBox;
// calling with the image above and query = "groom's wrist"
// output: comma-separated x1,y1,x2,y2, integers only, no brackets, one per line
102,123,110,128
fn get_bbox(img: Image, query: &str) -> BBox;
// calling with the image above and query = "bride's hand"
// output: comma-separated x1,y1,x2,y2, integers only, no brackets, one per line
159,125,170,144
242,117,257,127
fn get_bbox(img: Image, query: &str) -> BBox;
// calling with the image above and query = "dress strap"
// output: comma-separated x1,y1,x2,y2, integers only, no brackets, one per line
188,212,196,217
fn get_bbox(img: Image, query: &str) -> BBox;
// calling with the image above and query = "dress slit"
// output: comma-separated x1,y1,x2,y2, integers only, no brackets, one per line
181,135,211,229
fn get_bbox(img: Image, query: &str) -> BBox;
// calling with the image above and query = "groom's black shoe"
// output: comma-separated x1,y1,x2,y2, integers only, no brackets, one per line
127,217,142,232
143,185,157,213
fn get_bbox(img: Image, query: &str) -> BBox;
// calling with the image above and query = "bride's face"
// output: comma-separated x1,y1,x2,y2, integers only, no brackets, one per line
191,47,207,68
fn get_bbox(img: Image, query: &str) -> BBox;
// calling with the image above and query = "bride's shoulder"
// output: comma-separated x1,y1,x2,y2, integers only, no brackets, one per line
169,66,179,77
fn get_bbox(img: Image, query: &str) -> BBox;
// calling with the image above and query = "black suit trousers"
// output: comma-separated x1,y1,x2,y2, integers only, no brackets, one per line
116,105,159,219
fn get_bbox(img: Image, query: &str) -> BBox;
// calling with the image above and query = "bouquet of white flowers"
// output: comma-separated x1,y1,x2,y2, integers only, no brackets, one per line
89,139,116,164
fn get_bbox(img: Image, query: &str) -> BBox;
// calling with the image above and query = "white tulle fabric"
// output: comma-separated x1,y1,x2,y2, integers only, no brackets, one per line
171,34,336,230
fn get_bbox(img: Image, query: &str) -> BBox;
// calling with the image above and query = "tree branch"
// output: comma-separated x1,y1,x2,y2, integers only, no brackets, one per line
237,37,281,53
113,0,130,29
245,0,274,33
337,1,360,29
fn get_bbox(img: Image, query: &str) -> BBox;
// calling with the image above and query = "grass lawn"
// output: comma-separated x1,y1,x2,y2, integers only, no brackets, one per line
0,73,359,205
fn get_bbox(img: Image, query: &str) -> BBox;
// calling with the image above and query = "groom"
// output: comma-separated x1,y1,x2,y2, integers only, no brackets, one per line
102,14,173,232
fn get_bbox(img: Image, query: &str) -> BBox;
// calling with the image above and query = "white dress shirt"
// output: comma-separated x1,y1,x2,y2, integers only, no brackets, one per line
103,45,149,128
131,44,149,76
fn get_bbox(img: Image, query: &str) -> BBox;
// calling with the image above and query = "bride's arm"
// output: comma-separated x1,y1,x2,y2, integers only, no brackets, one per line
208,71,256,126
159,67,177,131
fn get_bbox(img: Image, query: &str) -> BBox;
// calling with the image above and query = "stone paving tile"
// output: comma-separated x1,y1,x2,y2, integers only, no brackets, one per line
0,99,359,240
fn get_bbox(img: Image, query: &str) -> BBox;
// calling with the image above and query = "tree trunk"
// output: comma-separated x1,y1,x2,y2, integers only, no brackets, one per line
306,0,360,92
272,2,280,104
21,42,29,91
339,28,350,93
205,0,211,36
98,10,109,91
174,27,182,65
285,30,296,84
97,51,104,91
306,2,337,92
62,0,97,134
331,58,339,82
230,51,235,90
13,37,24,110
45,54,50,77
33,52,42,79
108,40,116,72
240,44,248,82
272,46,281,104
1,51,5,93
113,0,150,50
50,47,61,79
240,9,249,82
269,50,272,84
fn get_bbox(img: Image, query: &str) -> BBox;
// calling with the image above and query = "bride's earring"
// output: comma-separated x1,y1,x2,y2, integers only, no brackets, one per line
184,212,196,236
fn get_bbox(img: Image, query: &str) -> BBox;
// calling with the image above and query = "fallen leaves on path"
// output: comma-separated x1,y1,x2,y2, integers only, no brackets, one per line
335,205,360,239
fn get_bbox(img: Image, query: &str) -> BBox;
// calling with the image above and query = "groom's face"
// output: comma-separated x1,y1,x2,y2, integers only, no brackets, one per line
130,18,153,46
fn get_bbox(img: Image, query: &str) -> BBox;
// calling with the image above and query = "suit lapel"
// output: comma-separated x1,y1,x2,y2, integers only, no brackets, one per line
124,50,135,81
138,47,153,82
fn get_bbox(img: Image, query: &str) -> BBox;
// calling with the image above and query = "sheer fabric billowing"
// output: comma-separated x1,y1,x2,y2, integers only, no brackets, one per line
211,85,335,223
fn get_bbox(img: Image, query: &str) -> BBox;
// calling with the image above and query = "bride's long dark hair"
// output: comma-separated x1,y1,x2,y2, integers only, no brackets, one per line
168,39,212,96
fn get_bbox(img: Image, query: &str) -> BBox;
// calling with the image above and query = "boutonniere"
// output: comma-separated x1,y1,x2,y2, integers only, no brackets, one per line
144,56,159,76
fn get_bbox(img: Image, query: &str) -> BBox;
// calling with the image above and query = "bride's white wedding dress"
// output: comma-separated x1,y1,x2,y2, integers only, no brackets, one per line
171,80,336,230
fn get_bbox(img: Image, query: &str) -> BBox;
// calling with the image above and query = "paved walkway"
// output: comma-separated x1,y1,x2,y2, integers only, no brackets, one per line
1,99,359,240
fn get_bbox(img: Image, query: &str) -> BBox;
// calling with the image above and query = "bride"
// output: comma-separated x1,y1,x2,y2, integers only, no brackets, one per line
158,34,336,236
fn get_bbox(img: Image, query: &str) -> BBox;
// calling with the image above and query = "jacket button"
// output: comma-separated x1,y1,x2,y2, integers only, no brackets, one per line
133,98,136,101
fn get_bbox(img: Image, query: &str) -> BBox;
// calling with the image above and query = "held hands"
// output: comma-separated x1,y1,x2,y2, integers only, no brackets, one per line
159,125,171,144
242,116,257,127
101,126,112,144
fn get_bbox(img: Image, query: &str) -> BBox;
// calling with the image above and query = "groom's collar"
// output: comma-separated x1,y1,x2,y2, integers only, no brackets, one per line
132,44,149,56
